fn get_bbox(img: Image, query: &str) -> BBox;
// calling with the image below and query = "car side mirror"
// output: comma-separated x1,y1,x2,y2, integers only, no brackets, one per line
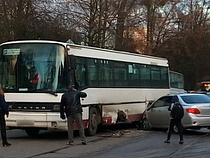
146,107,151,111
147,101,153,107
146,101,153,111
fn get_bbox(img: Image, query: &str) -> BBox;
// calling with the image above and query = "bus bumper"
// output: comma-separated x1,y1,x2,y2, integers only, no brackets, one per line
5,112,67,131
6,110,89,131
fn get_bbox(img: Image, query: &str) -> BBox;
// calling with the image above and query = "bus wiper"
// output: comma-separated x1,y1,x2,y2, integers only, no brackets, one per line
28,88,50,92
37,89,58,96
30,88,58,96
48,91,58,97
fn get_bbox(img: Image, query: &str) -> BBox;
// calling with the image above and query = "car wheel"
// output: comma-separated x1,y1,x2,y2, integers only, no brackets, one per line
142,118,152,130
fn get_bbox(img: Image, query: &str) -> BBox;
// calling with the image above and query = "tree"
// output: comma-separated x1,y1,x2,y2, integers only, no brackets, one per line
0,0,81,43
114,0,137,51
158,0,210,89
140,0,179,55
65,0,141,52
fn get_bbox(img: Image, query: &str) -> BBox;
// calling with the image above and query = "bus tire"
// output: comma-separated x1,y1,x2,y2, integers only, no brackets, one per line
25,129,40,136
86,107,98,136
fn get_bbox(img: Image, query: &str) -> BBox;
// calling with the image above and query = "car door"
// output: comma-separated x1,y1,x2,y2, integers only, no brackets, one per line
146,96,173,128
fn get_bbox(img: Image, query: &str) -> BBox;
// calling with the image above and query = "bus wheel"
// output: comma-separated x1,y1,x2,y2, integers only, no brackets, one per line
86,107,98,136
25,129,40,136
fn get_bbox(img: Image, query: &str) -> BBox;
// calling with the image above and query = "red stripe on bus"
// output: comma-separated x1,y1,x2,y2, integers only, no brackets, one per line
102,117,113,125
72,120,88,130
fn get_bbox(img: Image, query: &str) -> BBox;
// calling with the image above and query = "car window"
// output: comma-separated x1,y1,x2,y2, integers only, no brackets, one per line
206,93,210,97
172,96,179,103
181,95,210,104
153,96,173,108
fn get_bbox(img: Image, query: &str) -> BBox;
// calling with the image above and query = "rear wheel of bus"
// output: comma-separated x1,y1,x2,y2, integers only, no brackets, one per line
86,107,100,136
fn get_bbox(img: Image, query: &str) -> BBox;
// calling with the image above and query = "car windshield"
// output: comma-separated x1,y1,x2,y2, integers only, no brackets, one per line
205,93,210,97
181,95,210,104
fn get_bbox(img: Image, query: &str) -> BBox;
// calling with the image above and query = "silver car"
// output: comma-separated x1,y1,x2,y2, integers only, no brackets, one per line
143,93,210,131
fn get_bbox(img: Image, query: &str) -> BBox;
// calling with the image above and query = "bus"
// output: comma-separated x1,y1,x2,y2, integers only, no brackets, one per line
196,81,210,92
0,40,170,136
169,71,185,94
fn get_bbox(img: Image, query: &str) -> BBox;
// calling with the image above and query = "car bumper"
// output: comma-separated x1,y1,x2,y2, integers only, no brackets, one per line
183,115,210,128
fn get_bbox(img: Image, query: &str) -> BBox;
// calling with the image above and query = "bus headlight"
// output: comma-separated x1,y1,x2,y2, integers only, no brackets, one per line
51,121,57,127
53,105,60,111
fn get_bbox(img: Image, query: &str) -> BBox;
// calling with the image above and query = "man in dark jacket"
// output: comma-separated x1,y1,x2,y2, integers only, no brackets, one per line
60,85,87,145
0,83,11,147
164,102,184,144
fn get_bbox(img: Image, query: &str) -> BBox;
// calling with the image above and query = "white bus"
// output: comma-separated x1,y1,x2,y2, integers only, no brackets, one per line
0,40,170,136
169,71,185,94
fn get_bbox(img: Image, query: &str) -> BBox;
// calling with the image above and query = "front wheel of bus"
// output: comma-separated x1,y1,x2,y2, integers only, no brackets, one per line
25,129,40,136
86,107,98,136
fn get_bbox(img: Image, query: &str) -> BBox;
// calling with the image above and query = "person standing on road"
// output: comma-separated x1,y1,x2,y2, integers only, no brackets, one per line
0,83,11,147
60,85,87,145
164,102,184,144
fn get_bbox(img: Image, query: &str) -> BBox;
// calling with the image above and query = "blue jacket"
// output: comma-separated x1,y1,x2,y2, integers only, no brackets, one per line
0,94,9,115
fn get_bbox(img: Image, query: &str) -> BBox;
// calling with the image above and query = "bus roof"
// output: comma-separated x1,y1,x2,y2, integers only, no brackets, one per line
0,40,168,67
0,40,67,47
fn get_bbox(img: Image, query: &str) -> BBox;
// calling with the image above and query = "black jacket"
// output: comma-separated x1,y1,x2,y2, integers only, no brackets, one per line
0,94,9,115
60,90,87,116
168,102,184,120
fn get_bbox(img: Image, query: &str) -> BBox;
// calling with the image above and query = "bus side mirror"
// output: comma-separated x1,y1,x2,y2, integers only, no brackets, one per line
69,55,76,70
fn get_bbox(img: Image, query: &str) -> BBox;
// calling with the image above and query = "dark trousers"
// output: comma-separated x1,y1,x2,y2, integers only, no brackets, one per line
67,113,86,142
167,119,183,141
0,110,7,144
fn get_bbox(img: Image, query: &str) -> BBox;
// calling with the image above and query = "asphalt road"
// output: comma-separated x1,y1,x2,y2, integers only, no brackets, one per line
0,127,209,158
81,128,210,158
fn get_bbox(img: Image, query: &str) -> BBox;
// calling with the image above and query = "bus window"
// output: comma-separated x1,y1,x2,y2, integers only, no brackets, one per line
140,65,151,87
128,64,140,86
98,59,114,87
76,57,86,87
87,59,98,87
114,62,128,87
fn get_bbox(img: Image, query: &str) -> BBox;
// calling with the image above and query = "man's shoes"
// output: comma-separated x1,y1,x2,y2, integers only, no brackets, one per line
179,140,184,144
66,141,73,145
2,142,11,147
82,140,87,145
164,139,170,143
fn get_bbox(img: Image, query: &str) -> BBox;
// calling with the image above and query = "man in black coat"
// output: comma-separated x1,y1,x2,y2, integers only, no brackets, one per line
0,83,11,147
164,102,184,144
60,85,87,145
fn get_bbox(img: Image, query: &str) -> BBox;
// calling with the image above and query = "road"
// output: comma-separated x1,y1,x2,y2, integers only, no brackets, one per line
81,129,210,158
0,126,209,158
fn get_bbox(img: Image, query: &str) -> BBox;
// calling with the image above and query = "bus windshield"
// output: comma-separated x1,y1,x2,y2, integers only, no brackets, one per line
0,43,67,92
